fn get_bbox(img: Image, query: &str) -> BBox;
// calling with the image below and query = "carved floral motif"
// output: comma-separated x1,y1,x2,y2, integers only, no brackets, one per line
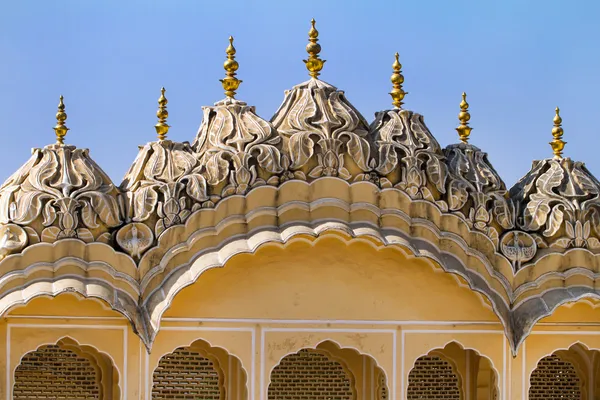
510,157,600,250
444,143,514,247
0,144,121,244
271,79,373,181
372,109,447,200
120,140,209,237
115,222,153,259
193,98,283,196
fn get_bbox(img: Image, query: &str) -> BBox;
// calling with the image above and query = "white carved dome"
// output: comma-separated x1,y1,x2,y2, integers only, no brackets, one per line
441,94,514,246
0,97,121,258
509,156,600,250
271,78,373,182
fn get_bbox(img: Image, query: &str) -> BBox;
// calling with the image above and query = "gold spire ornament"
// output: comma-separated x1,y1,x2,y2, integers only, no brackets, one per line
220,36,242,99
390,53,407,109
53,95,69,145
456,92,472,143
155,87,170,141
550,106,565,159
304,19,325,79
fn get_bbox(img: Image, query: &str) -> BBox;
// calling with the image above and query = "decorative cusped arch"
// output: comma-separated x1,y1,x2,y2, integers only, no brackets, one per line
137,179,514,347
512,286,600,353
405,341,501,400
12,336,122,400
526,343,600,400
150,337,249,400
0,239,146,344
266,339,387,400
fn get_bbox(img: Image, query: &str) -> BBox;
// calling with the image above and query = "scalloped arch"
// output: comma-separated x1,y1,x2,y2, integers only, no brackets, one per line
149,337,249,400
405,340,500,400
265,338,385,399
140,220,512,348
12,335,123,400
0,277,146,344
512,288,600,353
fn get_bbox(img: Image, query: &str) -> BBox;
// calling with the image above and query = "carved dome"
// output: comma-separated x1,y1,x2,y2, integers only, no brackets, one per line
0,97,121,259
270,23,374,182
510,156,600,251
118,88,209,258
442,94,514,246
192,37,283,196
509,108,600,251
193,96,283,196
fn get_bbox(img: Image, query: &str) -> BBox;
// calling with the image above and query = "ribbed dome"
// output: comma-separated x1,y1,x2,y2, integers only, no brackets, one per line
0,98,121,259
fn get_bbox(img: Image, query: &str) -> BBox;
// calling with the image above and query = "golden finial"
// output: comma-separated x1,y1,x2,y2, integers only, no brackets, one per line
303,19,325,79
53,95,69,145
389,53,407,109
154,87,170,141
220,36,242,99
456,92,472,143
550,106,565,159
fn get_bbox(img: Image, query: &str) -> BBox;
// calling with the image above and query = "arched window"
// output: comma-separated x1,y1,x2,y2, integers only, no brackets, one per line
152,346,224,399
407,355,461,400
14,344,102,400
268,348,354,400
529,354,582,400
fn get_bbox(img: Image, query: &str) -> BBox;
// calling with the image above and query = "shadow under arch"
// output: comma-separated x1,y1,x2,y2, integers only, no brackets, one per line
12,336,122,400
141,223,512,349
406,340,500,400
151,337,249,400
266,339,390,400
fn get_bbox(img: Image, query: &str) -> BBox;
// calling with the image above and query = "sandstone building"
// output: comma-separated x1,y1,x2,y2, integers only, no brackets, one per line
0,20,597,400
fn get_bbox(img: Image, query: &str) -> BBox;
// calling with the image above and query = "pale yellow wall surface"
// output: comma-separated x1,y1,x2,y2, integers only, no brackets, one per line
164,237,498,322
2,239,599,399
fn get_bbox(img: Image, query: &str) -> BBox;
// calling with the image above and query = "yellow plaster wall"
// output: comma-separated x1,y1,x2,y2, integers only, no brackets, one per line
164,237,498,322
4,241,600,399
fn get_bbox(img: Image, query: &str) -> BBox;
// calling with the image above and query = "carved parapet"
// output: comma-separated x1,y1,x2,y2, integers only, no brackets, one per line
193,97,284,197
118,140,210,258
0,144,122,259
509,157,600,252
444,142,514,247
372,108,447,201
271,79,374,182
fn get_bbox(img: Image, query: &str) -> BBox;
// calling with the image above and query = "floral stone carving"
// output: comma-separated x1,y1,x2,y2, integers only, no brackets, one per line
0,144,121,245
372,108,447,200
120,140,209,241
193,97,283,197
509,157,600,250
444,142,514,247
271,79,374,182
500,230,536,271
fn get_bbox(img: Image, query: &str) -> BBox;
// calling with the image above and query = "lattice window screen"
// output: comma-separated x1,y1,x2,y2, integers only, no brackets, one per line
268,349,354,400
377,370,389,400
407,355,461,400
13,344,101,400
529,354,582,400
152,347,223,400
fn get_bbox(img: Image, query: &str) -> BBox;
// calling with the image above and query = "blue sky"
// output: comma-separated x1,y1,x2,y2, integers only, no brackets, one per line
1,0,599,187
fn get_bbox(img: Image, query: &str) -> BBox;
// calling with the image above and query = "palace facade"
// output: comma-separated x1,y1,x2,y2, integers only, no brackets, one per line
0,20,598,400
